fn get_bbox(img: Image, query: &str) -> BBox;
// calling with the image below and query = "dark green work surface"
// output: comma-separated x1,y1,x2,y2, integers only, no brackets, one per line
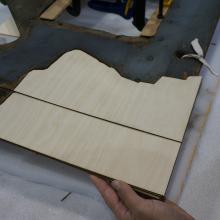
0,0,219,90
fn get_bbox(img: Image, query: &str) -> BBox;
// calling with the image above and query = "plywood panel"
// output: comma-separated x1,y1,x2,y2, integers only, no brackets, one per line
40,0,72,20
0,93,180,196
15,50,201,141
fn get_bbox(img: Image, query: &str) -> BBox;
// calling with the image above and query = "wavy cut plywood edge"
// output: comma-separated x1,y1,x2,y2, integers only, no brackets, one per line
14,50,202,142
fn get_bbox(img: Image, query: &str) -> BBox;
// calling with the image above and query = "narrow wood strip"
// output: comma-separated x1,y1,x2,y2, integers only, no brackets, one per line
40,0,72,20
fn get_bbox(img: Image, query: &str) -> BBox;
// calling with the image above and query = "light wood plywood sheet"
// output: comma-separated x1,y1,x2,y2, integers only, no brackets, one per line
15,50,201,141
40,0,72,20
0,93,180,196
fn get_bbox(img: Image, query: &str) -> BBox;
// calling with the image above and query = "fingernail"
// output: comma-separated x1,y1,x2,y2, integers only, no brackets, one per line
111,180,120,191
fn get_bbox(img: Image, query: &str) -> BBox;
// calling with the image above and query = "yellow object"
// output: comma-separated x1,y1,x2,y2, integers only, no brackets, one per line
164,0,173,7
125,0,172,16
124,0,133,16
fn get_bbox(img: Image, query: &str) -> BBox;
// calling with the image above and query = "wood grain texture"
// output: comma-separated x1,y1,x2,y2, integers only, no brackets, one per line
15,50,201,141
0,93,180,196
40,0,72,20
0,17,20,37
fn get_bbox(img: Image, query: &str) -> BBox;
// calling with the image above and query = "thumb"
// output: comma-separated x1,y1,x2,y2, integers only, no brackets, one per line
111,180,143,211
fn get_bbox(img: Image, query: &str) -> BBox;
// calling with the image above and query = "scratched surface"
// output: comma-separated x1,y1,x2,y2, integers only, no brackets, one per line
0,0,219,91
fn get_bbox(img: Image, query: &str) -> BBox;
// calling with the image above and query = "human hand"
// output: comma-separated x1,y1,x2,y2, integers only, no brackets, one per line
90,175,194,220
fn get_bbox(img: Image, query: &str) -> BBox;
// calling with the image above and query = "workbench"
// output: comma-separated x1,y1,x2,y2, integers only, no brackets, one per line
0,3,220,219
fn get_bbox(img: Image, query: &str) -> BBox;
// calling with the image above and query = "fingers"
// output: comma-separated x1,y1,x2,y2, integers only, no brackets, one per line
111,180,144,211
90,175,118,207
90,175,129,219
91,176,195,220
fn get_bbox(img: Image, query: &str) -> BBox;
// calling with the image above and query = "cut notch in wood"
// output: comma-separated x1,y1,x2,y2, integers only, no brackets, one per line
40,0,72,20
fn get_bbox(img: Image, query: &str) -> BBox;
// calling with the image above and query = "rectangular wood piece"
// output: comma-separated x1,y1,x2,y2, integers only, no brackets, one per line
0,93,180,196
40,0,72,20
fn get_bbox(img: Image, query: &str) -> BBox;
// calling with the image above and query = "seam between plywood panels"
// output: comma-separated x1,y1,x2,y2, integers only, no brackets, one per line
0,92,181,196
13,50,202,142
